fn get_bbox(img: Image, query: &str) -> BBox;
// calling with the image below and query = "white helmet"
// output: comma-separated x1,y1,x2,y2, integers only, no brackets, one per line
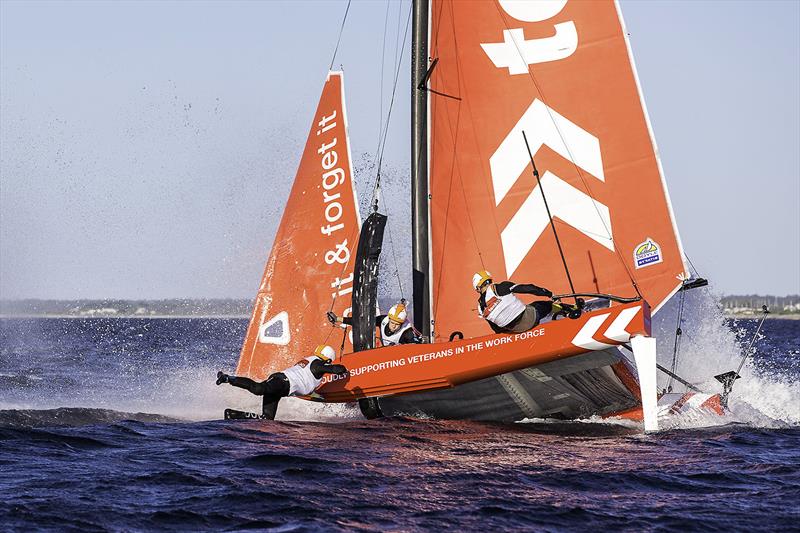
387,303,407,324
472,270,492,290
314,344,336,363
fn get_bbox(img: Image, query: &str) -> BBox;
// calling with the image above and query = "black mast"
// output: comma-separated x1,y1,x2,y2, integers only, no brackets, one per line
411,0,430,338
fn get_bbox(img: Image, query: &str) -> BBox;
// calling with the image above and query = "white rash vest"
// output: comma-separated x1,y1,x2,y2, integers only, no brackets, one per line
281,356,324,396
379,316,415,346
480,284,527,327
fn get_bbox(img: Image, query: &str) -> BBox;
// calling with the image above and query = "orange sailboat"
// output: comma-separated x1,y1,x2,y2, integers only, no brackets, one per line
232,0,724,431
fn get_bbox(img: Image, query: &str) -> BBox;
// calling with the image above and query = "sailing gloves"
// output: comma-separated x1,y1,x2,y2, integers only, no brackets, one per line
216,371,230,385
326,311,338,325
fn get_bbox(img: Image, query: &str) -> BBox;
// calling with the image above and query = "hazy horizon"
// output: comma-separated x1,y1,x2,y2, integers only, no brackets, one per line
1,0,798,300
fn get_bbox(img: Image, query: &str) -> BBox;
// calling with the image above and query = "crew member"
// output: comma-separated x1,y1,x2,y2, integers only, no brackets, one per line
327,301,423,346
216,344,347,420
473,270,566,334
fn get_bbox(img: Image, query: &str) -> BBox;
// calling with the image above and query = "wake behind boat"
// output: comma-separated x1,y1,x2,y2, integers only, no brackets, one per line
225,0,746,431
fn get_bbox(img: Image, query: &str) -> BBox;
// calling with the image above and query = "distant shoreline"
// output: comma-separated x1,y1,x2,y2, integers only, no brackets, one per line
724,313,800,321
2,298,797,320
0,314,250,319
2,313,798,320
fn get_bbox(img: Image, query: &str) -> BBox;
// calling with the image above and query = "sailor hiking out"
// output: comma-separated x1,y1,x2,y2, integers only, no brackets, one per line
327,301,423,346
216,344,347,420
473,270,574,334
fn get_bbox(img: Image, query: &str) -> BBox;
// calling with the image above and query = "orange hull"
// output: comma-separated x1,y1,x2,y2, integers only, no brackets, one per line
607,392,726,422
317,301,650,402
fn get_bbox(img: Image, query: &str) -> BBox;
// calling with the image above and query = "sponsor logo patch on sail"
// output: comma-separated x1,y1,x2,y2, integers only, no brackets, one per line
633,238,662,268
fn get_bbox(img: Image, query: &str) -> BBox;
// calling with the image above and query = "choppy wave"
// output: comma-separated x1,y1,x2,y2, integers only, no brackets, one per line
0,407,179,428
1,416,797,531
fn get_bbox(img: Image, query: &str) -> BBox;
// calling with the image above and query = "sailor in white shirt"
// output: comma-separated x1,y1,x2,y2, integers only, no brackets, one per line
216,344,347,420
327,301,423,346
473,270,565,334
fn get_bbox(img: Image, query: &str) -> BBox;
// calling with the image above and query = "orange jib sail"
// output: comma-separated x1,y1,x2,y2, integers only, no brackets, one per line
236,71,361,380
427,0,688,342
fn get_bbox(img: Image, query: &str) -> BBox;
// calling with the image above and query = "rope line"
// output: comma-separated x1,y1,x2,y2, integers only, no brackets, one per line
667,282,687,391
328,0,352,71
373,1,413,192
374,1,391,163
368,0,412,299
379,185,405,299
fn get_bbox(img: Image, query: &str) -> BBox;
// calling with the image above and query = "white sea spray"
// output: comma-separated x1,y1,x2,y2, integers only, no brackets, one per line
653,288,800,428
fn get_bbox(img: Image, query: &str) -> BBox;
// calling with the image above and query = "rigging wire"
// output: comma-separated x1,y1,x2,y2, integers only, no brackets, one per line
683,251,723,314
684,252,705,280
372,0,413,299
379,185,405,299
328,0,353,71
359,0,413,302
393,0,404,78
328,0,406,316
429,82,493,316
337,327,348,358
366,1,412,298
426,4,512,329
667,282,688,392
373,1,413,193
375,1,391,163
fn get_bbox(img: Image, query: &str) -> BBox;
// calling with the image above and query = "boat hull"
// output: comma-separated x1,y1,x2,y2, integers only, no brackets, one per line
317,301,651,402
376,348,639,422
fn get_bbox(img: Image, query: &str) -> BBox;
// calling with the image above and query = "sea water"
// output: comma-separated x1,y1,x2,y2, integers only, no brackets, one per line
1,309,798,530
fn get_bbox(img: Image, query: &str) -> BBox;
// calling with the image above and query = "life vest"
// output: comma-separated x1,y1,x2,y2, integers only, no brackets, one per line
379,316,415,346
281,356,323,396
479,284,526,327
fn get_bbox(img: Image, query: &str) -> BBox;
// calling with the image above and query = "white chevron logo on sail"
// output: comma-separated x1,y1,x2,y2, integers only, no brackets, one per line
571,307,641,350
488,99,614,277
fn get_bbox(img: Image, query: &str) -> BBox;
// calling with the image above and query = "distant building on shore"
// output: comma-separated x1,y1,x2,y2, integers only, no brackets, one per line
720,295,800,315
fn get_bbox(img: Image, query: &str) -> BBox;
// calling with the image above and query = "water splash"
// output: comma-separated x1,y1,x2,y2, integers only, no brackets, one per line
653,289,800,427
146,366,364,422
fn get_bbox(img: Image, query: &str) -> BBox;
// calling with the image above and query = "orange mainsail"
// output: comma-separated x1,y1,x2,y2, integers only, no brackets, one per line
236,71,360,380
427,0,688,342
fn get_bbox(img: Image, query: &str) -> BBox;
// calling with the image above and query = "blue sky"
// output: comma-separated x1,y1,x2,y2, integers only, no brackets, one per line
1,0,798,299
